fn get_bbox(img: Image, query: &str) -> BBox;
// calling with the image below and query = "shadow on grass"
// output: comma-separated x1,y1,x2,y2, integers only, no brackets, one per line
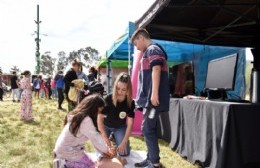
132,135,144,141
23,120,40,126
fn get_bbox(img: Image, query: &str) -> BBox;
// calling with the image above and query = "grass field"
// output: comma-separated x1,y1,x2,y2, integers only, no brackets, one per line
0,98,200,168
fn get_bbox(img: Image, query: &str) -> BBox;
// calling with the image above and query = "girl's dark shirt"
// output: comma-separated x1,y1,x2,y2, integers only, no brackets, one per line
88,73,95,82
103,94,135,128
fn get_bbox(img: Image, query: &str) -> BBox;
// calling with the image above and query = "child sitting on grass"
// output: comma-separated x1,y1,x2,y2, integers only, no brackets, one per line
53,94,124,168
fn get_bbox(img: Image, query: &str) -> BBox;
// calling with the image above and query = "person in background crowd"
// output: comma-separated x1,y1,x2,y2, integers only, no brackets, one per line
0,71,3,101
54,95,123,168
98,73,135,156
45,77,52,99
33,76,41,99
51,77,57,99
55,71,65,110
63,59,80,111
88,66,97,82
18,75,23,101
20,70,33,121
77,63,89,85
10,71,20,102
132,29,170,168
40,76,45,98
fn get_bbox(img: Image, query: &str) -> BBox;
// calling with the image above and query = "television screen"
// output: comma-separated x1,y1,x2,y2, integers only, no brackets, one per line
169,62,195,98
205,54,238,90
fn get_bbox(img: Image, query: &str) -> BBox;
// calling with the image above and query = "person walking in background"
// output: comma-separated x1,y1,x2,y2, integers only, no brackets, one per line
98,73,135,156
88,66,97,82
20,70,33,121
33,76,41,99
40,77,45,98
55,71,65,110
132,29,170,168
45,77,52,99
18,75,23,102
10,71,20,102
63,59,80,111
0,71,3,101
77,63,89,85
51,77,57,99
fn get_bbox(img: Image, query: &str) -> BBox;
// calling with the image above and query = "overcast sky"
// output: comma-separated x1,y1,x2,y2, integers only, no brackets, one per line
0,0,253,74
0,0,155,73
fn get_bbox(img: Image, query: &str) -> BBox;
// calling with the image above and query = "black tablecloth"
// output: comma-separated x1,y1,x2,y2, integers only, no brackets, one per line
157,99,260,168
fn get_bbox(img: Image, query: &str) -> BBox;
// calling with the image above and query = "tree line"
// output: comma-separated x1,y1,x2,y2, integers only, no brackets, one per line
40,46,101,75
40,46,100,75
2,46,100,76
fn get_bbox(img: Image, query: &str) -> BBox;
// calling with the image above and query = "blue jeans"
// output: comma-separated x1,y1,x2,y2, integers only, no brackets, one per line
51,88,57,98
104,125,130,156
18,89,23,101
142,108,160,164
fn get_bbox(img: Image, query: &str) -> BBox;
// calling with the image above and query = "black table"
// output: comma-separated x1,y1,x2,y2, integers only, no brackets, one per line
157,99,260,168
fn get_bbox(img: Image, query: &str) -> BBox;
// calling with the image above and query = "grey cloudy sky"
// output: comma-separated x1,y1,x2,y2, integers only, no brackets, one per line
0,0,155,73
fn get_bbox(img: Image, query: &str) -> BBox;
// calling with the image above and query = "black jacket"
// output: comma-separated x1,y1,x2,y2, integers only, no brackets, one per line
63,68,78,95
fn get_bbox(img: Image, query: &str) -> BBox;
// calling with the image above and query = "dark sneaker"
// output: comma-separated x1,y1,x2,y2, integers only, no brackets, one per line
58,107,66,112
147,163,162,168
134,159,149,167
13,100,16,102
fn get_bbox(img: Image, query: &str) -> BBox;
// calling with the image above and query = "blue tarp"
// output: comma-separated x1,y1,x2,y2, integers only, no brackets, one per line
106,22,135,60
105,23,246,98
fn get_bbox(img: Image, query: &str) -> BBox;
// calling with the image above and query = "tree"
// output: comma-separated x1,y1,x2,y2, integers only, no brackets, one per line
83,46,100,67
40,51,56,75
10,65,20,74
0,67,2,74
67,46,100,69
57,51,68,72
67,50,80,65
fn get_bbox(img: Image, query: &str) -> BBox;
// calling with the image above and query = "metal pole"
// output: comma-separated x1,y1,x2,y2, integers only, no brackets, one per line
35,4,41,74
106,51,111,94
128,39,131,75
128,22,135,76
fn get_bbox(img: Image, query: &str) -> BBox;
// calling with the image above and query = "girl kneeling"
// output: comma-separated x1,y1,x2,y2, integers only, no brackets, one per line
98,73,135,156
54,94,122,168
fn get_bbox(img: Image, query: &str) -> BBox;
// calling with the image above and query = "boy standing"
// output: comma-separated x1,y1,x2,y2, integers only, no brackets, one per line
131,29,170,168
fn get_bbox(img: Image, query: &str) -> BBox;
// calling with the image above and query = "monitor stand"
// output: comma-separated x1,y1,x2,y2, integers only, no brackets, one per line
207,90,227,101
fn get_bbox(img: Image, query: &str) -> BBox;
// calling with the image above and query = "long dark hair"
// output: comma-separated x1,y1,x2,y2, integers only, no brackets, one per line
21,70,31,76
64,94,105,137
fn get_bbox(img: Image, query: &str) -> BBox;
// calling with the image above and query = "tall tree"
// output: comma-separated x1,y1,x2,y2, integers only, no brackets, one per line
40,51,56,75
67,50,80,64
57,51,68,72
84,46,100,67
71,46,101,68
0,67,2,74
64,46,100,70
10,65,20,74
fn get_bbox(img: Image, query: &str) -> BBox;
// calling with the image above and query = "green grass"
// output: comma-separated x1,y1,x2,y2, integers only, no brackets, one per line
0,98,199,168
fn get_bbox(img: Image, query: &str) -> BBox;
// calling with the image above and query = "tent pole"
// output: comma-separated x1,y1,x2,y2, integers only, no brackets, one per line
106,53,111,94
128,22,135,76
250,45,260,103
128,39,131,75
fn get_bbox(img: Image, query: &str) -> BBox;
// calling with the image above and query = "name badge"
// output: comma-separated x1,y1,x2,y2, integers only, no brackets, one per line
119,111,127,119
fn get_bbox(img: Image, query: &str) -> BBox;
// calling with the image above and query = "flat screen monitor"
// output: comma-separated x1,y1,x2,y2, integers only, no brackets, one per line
169,62,195,98
205,54,238,91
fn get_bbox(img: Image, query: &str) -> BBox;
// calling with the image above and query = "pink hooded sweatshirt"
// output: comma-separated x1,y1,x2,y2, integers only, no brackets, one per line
54,115,108,161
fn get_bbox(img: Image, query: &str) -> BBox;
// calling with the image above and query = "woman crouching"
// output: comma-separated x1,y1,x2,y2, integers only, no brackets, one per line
98,73,135,156
53,94,123,168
